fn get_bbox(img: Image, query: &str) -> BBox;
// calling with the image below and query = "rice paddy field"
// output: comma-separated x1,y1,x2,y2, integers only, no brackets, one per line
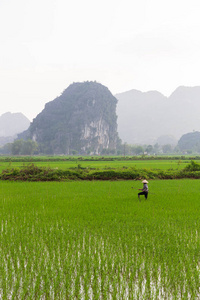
0,177,200,299
0,157,198,173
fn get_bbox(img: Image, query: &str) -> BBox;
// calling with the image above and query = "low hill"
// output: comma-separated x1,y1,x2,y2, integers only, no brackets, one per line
178,131,200,152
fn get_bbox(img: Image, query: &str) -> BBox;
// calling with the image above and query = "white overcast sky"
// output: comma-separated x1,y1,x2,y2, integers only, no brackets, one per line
1,0,200,120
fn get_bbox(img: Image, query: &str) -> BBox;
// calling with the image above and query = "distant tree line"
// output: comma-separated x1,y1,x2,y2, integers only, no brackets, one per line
1,131,200,156
0,139,38,155
0,140,187,156
115,143,176,156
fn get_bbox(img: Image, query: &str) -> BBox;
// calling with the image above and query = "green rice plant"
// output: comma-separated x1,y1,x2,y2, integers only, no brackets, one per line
0,156,200,174
0,179,200,298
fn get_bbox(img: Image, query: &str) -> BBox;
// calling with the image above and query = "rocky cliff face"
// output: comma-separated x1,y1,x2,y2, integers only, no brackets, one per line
22,81,119,154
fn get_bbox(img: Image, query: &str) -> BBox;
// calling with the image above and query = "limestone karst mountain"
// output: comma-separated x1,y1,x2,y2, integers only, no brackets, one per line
0,112,30,137
0,112,30,146
20,81,119,154
116,86,200,145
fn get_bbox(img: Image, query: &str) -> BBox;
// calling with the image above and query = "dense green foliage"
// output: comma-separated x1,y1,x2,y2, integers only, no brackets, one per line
0,180,199,298
183,160,200,171
11,139,38,155
0,140,39,155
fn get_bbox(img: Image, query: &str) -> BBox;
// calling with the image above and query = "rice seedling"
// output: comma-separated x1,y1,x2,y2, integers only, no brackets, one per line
0,179,199,299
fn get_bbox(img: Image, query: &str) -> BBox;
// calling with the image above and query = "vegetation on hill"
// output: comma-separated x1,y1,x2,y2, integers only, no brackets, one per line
20,81,119,155
178,131,200,153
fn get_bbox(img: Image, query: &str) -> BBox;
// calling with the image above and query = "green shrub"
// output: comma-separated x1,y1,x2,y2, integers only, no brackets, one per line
2,161,200,181
183,160,200,171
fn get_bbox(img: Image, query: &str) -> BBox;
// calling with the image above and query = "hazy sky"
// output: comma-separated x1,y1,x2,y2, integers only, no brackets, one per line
1,0,200,121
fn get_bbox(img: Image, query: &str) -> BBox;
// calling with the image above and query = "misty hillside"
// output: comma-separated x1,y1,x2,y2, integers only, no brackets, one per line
116,86,200,145
0,112,30,137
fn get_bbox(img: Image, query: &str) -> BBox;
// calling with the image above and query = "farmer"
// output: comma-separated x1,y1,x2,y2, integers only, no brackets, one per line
138,180,149,200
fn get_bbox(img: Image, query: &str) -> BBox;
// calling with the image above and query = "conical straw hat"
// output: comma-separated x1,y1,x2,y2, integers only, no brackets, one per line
142,180,148,183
